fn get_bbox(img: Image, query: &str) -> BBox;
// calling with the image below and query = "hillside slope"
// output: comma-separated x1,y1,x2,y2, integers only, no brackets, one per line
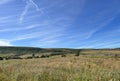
0,46,120,56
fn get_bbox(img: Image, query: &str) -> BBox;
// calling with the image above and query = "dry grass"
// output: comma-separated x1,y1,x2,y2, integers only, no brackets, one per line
0,56,120,81
81,50,120,55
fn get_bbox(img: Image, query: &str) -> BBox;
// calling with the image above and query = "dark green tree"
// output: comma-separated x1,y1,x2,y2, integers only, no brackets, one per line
32,53,35,58
75,49,81,56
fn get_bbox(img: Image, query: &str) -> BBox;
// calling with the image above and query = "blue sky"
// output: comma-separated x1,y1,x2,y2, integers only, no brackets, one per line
0,0,120,48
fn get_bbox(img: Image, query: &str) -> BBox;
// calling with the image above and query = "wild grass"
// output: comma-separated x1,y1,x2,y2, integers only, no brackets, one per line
81,50,120,55
0,56,120,81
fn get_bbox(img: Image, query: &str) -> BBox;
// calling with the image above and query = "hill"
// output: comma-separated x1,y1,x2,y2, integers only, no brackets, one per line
0,46,76,56
0,46,120,58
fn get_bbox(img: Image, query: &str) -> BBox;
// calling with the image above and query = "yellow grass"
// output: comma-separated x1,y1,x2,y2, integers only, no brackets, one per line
0,56,120,81
81,50,120,54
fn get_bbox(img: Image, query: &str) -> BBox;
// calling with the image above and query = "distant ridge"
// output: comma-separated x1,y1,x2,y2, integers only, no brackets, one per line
0,46,120,55
0,46,76,55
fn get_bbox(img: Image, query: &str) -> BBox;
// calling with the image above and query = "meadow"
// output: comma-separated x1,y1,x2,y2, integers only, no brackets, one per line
0,55,120,81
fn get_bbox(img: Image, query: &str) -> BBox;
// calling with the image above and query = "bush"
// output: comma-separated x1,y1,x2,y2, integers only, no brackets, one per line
40,55,49,58
0,57,3,60
7,56,22,59
114,54,120,60
61,54,66,57
50,52,64,56
25,56,33,59
34,56,39,58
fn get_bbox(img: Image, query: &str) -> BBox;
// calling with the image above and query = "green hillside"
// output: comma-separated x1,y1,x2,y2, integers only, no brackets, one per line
0,46,76,57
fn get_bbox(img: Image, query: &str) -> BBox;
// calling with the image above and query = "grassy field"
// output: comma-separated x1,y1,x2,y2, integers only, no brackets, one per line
0,55,120,81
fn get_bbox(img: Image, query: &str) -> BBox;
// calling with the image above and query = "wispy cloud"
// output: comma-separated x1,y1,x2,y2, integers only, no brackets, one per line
0,0,120,48
9,29,49,41
0,15,16,24
85,16,116,39
0,0,13,5
10,26,65,42
6,21,66,47
34,34,64,47
59,16,116,45
0,24,41,32
84,40,120,48
76,28,120,48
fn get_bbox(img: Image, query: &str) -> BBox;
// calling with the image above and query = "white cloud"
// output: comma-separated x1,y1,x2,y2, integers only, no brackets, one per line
0,0,13,5
0,40,12,46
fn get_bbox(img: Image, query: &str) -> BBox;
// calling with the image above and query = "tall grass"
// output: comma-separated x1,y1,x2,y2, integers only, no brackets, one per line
0,56,120,81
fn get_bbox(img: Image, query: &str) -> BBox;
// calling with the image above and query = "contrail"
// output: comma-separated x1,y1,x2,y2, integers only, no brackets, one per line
19,1,30,23
29,0,45,15
19,0,43,23
29,0,40,11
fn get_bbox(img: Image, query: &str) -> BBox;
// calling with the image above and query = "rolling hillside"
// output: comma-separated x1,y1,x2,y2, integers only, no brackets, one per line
0,46,120,55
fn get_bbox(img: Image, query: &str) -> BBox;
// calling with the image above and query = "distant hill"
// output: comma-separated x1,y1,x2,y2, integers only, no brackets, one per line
0,46,120,56
0,46,77,55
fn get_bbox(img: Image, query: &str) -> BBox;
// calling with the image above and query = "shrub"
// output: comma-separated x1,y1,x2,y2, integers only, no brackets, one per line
61,54,66,57
114,54,120,60
34,56,39,58
40,55,49,58
7,56,22,59
25,56,33,59
0,57,3,60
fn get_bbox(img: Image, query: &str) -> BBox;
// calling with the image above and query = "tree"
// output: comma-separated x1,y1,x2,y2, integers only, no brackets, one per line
32,53,35,58
75,50,81,56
